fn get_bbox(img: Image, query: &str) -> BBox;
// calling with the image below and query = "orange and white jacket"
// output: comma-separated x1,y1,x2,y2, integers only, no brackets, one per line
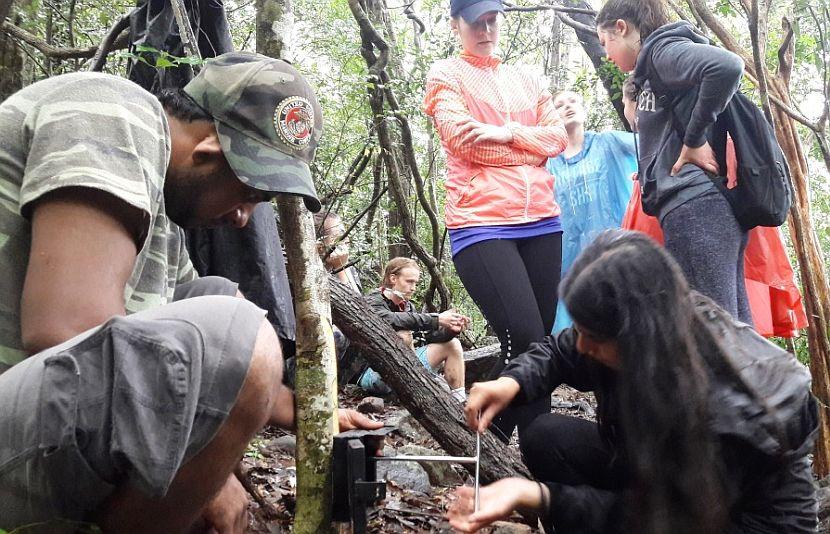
424,52,567,229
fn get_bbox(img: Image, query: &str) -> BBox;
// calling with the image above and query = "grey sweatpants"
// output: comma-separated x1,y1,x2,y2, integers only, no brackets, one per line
662,190,753,325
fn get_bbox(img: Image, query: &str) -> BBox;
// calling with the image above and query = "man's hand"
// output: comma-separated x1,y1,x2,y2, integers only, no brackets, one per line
671,141,720,176
465,377,521,433
457,118,512,145
338,408,383,431
447,478,547,533
438,309,470,334
201,474,249,534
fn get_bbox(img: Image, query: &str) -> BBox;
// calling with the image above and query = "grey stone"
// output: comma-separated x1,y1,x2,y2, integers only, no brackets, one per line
263,434,296,455
487,521,534,533
393,413,428,442
376,445,432,494
385,408,409,428
357,396,385,414
398,444,464,487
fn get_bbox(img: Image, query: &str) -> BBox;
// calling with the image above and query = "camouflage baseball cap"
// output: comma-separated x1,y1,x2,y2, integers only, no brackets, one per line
184,51,323,212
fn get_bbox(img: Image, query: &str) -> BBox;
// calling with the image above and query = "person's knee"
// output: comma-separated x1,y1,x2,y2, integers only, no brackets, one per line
448,337,463,358
519,414,569,476
233,319,282,433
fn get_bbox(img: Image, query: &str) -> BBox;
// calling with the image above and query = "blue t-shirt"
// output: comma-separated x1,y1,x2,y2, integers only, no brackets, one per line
546,130,637,332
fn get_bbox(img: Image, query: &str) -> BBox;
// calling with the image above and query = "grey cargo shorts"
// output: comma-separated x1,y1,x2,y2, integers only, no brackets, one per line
0,277,267,528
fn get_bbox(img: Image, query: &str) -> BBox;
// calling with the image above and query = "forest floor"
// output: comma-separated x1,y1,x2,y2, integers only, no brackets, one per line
240,383,830,534
241,385,598,533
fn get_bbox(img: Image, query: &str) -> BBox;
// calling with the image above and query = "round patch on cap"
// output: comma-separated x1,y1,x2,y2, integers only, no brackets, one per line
274,96,314,150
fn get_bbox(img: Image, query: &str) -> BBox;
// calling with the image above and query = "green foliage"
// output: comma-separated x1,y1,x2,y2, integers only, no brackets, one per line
114,45,205,70
597,57,627,101
714,0,738,17
245,437,268,460
772,334,811,365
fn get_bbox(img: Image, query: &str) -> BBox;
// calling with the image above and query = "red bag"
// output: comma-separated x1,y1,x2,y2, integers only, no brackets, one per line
621,177,807,338
621,179,663,245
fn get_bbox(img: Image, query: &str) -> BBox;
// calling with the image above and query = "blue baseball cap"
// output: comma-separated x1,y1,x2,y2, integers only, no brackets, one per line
450,0,504,23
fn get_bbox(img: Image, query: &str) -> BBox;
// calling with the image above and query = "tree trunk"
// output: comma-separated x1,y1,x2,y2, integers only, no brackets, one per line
258,1,338,530
770,84,830,475
685,0,830,476
350,0,452,310
329,277,532,483
364,0,411,260
277,199,339,533
256,0,292,61
545,13,562,89
558,0,628,127
0,0,13,26
0,10,23,100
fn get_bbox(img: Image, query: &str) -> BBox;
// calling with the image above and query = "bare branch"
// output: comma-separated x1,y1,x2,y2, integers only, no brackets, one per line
778,15,795,88
664,0,691,23
503,2,595,16
170,0,202,65
348,0,452,309
685,0,754,75
748,0,774,125
322,185,388,264
556,11,597,36
89,13,130,71
1,20,128,60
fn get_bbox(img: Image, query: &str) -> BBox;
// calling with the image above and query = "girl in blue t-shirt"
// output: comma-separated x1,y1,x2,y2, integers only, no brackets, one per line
547,90,636,332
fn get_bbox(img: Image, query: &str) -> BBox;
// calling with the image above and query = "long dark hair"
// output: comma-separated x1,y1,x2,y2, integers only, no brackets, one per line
560,231,726,534
596,0,671,40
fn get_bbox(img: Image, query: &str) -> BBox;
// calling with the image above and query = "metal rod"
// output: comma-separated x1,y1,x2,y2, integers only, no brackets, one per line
372,455,477,464
474,429,481,512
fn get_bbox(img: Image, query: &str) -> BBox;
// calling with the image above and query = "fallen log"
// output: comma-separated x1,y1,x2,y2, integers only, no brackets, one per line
329,276,531,483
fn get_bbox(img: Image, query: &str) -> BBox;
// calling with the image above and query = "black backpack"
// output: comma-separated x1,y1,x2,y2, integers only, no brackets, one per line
644,61,793,230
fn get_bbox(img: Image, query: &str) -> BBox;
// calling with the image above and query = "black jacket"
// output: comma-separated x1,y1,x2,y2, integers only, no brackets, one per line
363,289,455,345
632,21,744,220
501,292,818,533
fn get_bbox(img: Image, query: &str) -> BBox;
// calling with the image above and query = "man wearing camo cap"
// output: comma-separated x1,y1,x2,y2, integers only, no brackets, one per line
0,51,379,532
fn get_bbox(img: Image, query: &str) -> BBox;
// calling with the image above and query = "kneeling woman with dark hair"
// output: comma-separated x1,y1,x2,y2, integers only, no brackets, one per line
449,230,818,534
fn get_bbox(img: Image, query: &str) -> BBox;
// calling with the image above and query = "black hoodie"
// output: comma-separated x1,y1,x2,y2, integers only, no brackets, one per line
631,22,744,221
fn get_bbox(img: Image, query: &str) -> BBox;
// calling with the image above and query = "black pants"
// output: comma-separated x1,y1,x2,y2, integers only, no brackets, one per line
453,232,562,441
520,413,621,487
521,413,624,533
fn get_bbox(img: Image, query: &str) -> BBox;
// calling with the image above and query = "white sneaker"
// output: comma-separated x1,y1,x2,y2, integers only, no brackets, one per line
451,387,466,403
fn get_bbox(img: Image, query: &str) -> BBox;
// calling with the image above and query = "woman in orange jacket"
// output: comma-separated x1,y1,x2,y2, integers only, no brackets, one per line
423,0,568,441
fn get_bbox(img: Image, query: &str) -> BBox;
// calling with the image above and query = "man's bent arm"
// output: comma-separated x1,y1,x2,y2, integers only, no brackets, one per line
21,188,144,354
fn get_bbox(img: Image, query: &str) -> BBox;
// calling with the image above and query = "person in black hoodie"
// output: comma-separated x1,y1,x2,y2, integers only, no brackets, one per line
592,0,752,325
447,230,817,534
